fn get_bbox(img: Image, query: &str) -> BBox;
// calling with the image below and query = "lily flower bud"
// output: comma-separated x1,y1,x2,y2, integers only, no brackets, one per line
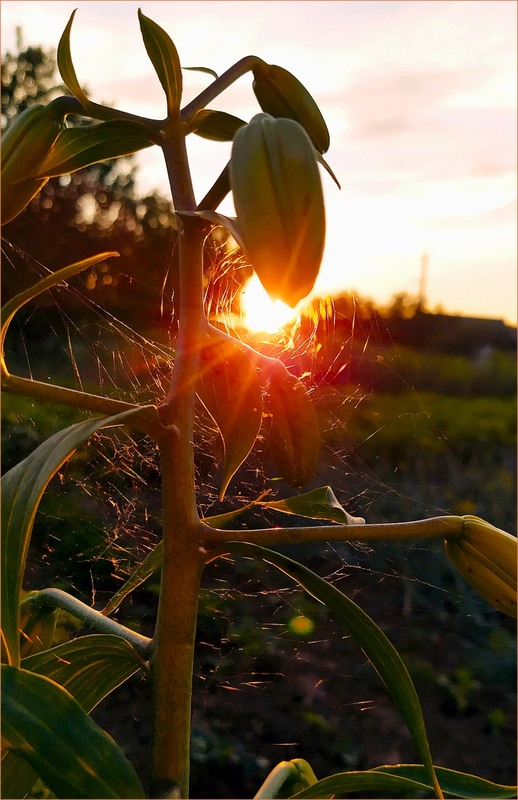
252,62,330,155
1,97,77,224
445,516,517,618
230,113,325,307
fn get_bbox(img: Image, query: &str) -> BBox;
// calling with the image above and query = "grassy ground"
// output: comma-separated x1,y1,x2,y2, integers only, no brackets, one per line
3,344,516,798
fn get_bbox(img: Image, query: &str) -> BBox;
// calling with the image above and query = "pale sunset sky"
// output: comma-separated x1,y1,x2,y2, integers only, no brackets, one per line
2,1,517,324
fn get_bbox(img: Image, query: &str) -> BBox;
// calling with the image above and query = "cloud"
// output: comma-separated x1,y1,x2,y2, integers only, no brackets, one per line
344,66,464,138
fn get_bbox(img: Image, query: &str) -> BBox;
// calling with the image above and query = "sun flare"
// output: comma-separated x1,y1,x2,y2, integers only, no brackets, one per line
239,274,298,333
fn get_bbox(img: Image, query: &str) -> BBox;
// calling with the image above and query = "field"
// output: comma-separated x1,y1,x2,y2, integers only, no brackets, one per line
2,315,516,797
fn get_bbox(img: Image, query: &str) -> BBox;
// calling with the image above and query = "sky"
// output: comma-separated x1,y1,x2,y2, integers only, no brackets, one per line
2,1,517,324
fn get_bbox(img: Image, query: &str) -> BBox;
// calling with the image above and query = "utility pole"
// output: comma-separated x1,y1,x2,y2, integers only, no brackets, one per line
418,252,429,311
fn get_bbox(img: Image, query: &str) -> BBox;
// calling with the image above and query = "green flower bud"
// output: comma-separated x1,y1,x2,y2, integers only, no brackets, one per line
1,98,75,224
230,113,325,307
445,516,517,618
252,62,330,154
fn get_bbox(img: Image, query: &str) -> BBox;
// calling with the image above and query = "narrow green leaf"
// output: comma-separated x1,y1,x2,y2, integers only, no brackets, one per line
19,604,58,658
224,543,442,799
183,65,219,80
197,340,262,499
316,151,341,189
189,109,246,142
372,765,518,799
291,765,518,799
101,544,164,616
3,634,144,799
2,665,145,798
138,9,182,116
263,486,365,526
291,770,433,798
196,163,231,211
1,406,153,666
1,753,39,800
57,10,89,106
23,633,144,710
31,120,154,179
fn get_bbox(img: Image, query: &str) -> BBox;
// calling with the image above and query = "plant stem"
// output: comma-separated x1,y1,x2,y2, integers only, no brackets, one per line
180,55,264,122
21,588,152,658
1,371,140,416
201,515,465,550
151,127,206,793
152,433,204,797
196,163,230,211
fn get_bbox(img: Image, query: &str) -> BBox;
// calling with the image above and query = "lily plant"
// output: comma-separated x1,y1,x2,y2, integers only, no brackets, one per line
1,10,516,800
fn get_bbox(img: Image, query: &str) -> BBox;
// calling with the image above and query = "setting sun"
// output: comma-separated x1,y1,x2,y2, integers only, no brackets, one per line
239,274,299,334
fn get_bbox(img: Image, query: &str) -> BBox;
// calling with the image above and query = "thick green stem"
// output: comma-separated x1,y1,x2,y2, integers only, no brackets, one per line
152,433,204,797
1,371,139,416
201,515,465,551
151,149,207,793
21,588,152,658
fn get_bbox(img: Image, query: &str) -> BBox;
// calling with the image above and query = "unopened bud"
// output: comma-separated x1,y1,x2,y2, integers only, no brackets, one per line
1,97,77,224
445,516,517,618
230,113,325,307
252,62,330,154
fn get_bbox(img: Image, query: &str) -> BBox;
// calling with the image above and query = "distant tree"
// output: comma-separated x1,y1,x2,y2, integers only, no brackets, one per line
1,29,65,126
1,33,177,332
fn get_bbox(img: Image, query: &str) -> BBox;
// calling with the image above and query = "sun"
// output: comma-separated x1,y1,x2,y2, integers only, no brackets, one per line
239,274,298,333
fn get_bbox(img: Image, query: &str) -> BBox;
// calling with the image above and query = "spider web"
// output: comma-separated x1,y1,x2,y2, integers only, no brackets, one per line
1,230,516,793
2,229,514,608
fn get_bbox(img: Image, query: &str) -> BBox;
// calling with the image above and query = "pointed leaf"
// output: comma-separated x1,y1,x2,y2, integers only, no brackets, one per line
263,486,365,525
1,753,39,800
316,151,341,189
23,633,144,710
197,340,262,499
183,66,219,80
1,406,153,666
291,765,517,799
31,121,154,180
2,665,145,798
196,163,231,211
57,10,89,106
19,605,58,658
223,542,442,799
2,634,144,799
138,9,182,116
189,109,246,142
372,765,517,799
291,770,432,797
101,544,164,616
